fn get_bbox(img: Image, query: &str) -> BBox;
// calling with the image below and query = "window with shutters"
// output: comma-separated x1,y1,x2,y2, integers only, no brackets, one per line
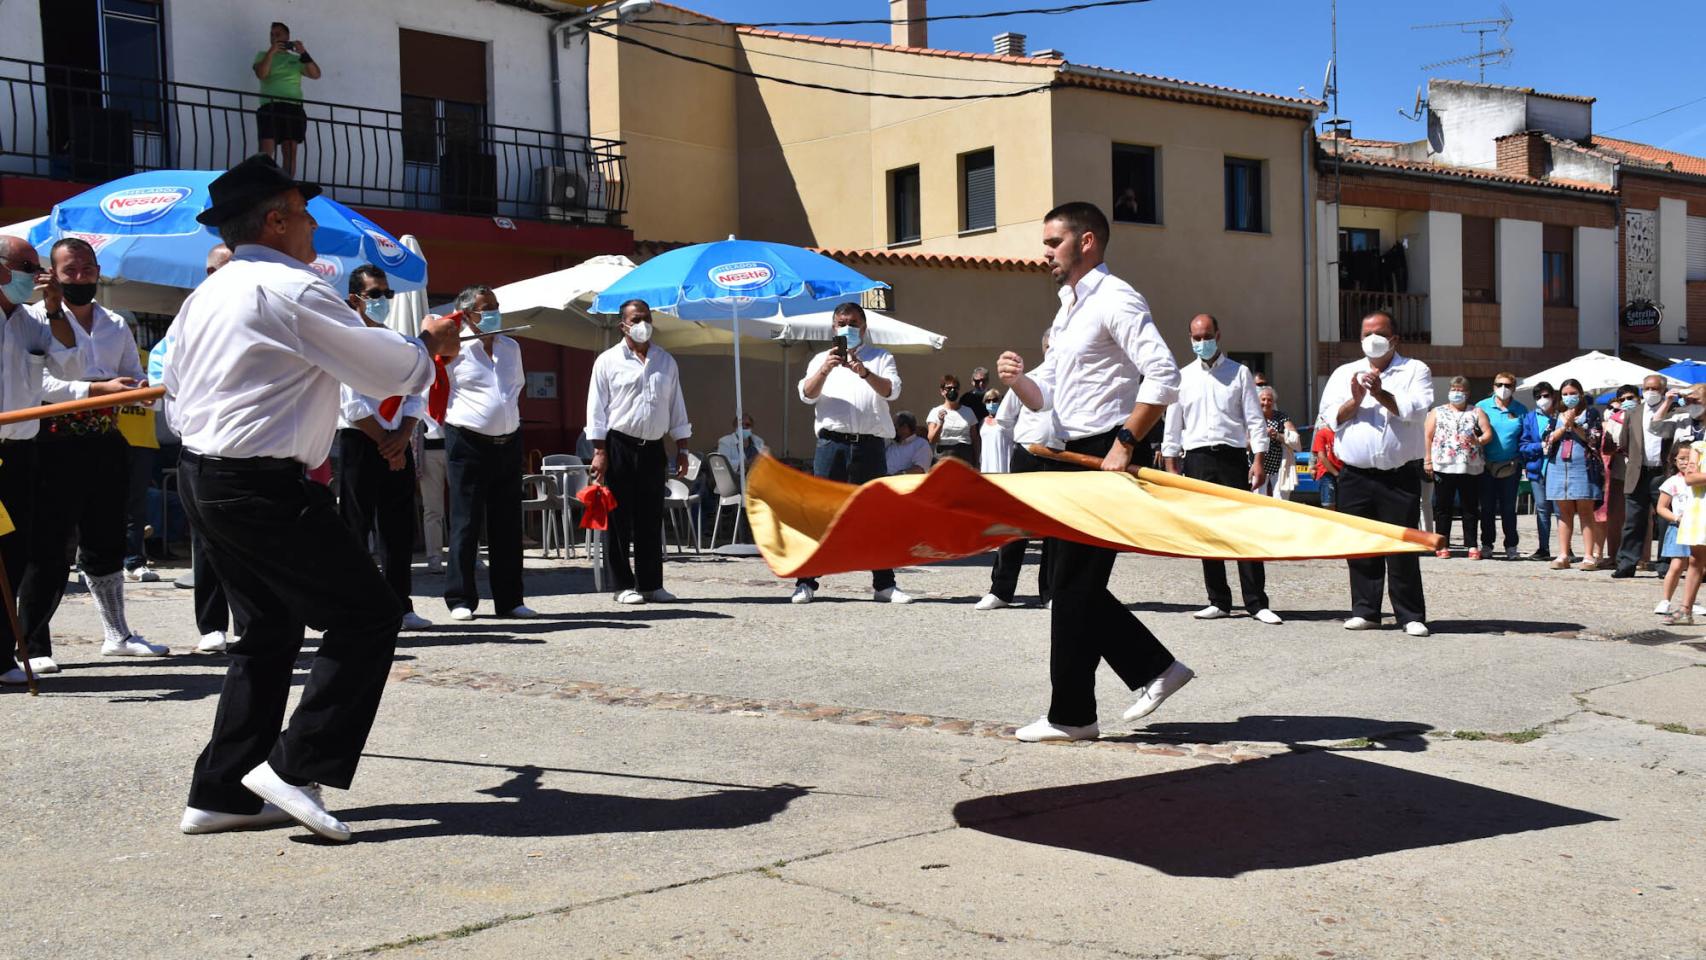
1462,216,1497,303
959,148,995,233
1223,157,1264,233
1112,144,1159,224
399,29,488,166
889,165,921,245
1543,224,1574,307
1688,216,1706,283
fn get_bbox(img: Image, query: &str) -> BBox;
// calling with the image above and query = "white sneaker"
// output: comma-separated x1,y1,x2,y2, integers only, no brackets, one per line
1014,717,1100,742
974,593,1009,611
875,587,913,604
1122,660,1195,722
124,567,160,583
173,573,194,590
28,656,59,675
239,764,349,842
1404,621,1432,638
648,588,678,603
1193,605,1228,620
1343,616,1377,630
504,605,539,618
448,606,474,622
180,800,300,835
102,635,167,657
1695,605,1706,617
1655,600,1673,615
790,584,815,605
616,589,646,605
195,631,229,654
400,612,433,630
1254,608,1283,625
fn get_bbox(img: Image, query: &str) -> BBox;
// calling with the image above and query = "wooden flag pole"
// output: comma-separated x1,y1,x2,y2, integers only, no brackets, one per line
0,385,165,428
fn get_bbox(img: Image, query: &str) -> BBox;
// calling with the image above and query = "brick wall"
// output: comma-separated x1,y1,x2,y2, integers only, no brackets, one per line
1495,131,1548,180
1324,169,1617,229
1317,303,1583,385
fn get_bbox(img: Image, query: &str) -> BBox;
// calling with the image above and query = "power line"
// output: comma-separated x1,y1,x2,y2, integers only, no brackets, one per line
629,0,1154,29
1602,93,1706,134
589,25,1056,101
623,21,1043,86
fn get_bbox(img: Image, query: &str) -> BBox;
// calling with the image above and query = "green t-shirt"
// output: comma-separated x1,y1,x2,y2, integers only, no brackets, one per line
254,49,304,104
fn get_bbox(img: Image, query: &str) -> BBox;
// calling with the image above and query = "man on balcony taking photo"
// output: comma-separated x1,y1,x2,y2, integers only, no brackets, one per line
253,22,320,178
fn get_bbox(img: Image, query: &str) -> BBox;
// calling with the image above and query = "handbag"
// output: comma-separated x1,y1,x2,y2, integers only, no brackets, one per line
1488,460,1518,479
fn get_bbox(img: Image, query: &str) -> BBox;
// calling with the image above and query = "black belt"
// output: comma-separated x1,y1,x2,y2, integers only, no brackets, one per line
608,429,664,446
180,450,302,474
0,437,33,446
818,429,881,444
424,438,445,450
447,424,516,445
1343,460,1421,477
1187,444,1246,455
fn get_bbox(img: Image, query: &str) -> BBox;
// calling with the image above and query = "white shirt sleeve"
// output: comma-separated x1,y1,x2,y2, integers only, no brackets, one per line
1396,363,1434,420
797,350,825,405
995,390,1021,431
1023,348,1058,412
340,384,375,424
1242,369,1269,454
1160,401,1183,458
1319,367,1353,432
585,351,611,441
398,392,426,421
292,282,434,400
869,349,901,402
667,362,692,441
1105,289,1179,406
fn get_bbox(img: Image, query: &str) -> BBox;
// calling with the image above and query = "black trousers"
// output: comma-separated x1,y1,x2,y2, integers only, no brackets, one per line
1043,429,1175,727
799,433,895,592
0,440,36,671
989,444,1053,604
336,429,417,612
180,452,403,814
1183,444,1269,613
1431,471,1481,550
17,430,129,657
1340,462,1427,624
604,430,667,593
443,425,525,614
191,529,232,635
1617,464,1662,573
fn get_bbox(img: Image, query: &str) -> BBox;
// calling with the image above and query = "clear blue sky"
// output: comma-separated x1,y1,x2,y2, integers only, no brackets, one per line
670,1,1706,150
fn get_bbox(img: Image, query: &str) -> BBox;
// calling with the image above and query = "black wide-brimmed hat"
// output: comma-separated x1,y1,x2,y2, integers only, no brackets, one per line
195,154,322,226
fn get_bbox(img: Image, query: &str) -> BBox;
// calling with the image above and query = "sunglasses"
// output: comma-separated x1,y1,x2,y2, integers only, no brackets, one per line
5,259,41,274
1494,382,1515,389
360,290,396,300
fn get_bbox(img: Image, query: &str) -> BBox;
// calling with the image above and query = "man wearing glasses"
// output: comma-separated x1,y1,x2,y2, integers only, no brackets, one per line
1475,371,1528,560
0,237,83,684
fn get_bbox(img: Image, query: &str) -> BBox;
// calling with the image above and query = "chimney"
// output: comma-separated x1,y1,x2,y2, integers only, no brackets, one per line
1495,130,1549,179
1032,48,1065,61
889,0,927,48
993,31,1027,57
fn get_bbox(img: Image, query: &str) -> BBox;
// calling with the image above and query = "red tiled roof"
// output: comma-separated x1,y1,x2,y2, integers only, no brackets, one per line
735,26,1064,67
1329,151,1616,195
1589,136,1706,178
1059,64,1323,111
815,247,1050,273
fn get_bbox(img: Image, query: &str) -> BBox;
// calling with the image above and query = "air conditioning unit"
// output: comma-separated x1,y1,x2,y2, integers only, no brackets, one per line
535,164,585,222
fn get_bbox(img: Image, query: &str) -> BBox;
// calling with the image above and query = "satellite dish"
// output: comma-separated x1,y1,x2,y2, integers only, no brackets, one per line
1321,57,1336,101
1398,85,1427,121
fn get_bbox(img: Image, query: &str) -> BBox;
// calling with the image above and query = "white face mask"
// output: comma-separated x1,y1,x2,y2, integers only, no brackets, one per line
1361,333,1391,361
1689,403,1705,419
1645,390,1664,408
1494,386,1512,402
628,321,653,344
1537,396,1554,412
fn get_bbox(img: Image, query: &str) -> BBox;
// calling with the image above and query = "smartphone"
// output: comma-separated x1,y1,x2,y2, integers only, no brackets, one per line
833,334,847,362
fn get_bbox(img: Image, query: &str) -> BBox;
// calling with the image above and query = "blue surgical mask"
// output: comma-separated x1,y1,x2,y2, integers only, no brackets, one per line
1620,399,1638,413
478,309,502,333
363,296,391,325
1,269,35,304
841,326,862,352
1562,394,1580,409
1191,338,1217,361
1449,391,1466,405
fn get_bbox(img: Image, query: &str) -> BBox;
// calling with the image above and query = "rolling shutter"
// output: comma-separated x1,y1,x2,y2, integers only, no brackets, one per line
1688,215,1706,282
962,149,995,232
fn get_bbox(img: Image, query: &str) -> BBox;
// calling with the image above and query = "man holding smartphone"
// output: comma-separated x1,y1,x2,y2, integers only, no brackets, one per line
793,302,911,605
253,22,321,177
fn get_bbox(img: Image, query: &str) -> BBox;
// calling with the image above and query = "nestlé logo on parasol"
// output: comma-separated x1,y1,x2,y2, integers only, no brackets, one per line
99,186,192,226
708,261,774,290
354,219,408,266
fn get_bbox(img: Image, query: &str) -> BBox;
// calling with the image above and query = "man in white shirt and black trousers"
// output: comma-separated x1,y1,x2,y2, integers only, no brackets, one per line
1162,313,1283,626
997,201,1195,743
794,301,912,605
165,154,461,841
587,299,691,605
1318,310,1435,637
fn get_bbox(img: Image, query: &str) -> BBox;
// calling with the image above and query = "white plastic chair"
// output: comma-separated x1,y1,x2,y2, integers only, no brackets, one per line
520,474,563,558
663,477,700,555
703,452,745,549
546,453,604,592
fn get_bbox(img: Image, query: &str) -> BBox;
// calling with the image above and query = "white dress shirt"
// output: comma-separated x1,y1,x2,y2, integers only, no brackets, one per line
164,244,436,466
585,340,691,443
444,335,524,437
1024,264,1179,439
339,385,425,432
1625,402,1664,467
36,301,144,403
798,344,902,439
885,433,932,475
1160,353,1267,458
717,430,766,464
0,305,82,441
1318,353,1434,470
994,388,1063,450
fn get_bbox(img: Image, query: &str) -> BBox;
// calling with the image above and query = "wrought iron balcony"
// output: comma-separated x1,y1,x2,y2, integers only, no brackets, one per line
0,56,625,225
1339,289,1430,343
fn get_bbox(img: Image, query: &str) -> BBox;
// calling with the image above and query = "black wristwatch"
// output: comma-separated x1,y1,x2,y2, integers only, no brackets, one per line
1115,427,1138,449
46,308,65,322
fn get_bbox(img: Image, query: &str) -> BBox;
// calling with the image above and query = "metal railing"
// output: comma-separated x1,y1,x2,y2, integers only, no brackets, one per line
1339,289,1430,343
0,56,625,225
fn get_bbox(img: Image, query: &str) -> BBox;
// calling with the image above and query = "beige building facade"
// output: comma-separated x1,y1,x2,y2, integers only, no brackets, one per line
592,5,1323,427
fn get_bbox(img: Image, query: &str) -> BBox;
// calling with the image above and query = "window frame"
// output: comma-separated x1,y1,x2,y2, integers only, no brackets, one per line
1461,215,1498,304
958,147,996,234
1223,156,1266,233
888,164,922,246
1111,143,1160,225
1542,224,1574,308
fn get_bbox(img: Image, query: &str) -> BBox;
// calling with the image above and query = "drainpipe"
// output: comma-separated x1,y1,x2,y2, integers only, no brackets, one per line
1301,124,1316,423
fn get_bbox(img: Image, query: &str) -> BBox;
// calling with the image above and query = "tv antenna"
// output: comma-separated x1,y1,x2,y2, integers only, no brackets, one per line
1414,5,1514,82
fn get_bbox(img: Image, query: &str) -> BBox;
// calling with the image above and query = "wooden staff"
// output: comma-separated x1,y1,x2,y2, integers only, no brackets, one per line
1027,444,1445,552
0,385,165,428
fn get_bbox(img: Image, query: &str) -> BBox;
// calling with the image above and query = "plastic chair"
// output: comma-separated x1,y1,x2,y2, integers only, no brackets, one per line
520,474,563,558
663,477,700,555
546,453,604,592
703,453,745,548
683,450,702,484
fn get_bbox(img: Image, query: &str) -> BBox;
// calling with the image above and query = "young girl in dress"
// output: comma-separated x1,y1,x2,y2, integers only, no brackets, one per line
1654,445,1696,616
1664,442,1706,626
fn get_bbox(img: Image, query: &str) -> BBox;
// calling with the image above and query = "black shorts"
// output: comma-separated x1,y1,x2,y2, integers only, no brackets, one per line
255,101,307,143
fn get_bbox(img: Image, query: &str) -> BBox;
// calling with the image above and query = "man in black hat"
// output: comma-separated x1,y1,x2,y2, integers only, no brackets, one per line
166,155,460,841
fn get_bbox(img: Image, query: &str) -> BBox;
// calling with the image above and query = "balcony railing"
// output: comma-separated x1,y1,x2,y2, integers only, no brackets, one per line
0,57,625,225
1339,289,1429,343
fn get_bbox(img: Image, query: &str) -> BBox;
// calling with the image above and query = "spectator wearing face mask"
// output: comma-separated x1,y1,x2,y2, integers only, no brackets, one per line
1542,378,1608,570
926,374,978,464
716,415,765,468
1648,383,1706,481
1475,371,1527,560
1423,376,1493,558
1600,383,1641,568
1612,374,1678,578
1518,381,1561,562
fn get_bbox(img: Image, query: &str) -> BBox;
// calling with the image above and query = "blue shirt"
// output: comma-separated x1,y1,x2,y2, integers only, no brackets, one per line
1476,396,1527,463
